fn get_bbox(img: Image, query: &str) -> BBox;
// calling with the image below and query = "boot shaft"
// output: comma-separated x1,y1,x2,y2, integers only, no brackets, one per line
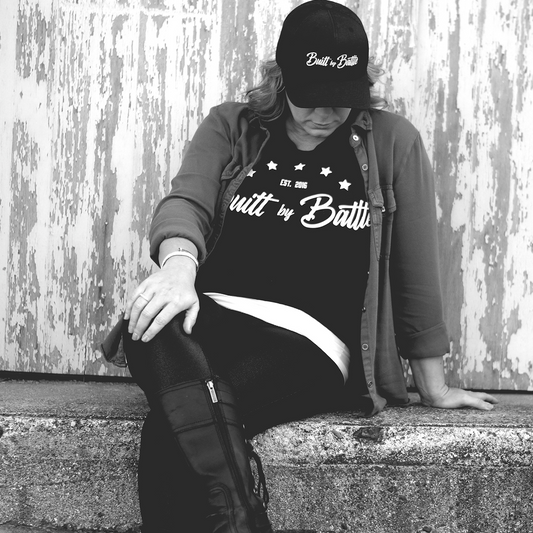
156,378,272,533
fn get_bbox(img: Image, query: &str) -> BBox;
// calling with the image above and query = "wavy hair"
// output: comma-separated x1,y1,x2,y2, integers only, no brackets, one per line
246,58,388,122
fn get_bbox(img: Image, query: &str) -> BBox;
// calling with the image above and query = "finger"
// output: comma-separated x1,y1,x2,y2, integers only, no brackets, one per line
139,304,181,342
182,300,201,334
475,392,499,404
128,292,155,336
474,399,495,411
465,392,496,411
125,283,151,321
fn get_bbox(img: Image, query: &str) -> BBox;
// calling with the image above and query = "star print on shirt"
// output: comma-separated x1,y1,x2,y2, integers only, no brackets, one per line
320,167,332,177
267,161,278,170
247,169,256,177
294,163,305,171
339,179,351,190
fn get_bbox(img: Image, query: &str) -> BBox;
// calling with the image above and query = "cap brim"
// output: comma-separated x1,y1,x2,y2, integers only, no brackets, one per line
284,76,371,109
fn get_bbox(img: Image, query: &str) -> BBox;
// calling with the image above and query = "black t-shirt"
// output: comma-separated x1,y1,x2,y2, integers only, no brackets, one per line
196,116,370,351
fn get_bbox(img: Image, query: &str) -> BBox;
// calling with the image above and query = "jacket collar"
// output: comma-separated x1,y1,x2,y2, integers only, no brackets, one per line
352,109,373,131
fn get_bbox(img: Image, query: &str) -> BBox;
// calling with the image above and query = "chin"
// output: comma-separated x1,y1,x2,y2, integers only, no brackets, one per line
310,128,333,137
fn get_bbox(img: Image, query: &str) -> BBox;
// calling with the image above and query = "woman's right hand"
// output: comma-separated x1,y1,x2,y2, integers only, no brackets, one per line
124,255,200,343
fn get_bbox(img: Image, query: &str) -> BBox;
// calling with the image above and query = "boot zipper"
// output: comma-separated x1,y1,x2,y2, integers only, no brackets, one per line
204,378,258,528
206,379,219,403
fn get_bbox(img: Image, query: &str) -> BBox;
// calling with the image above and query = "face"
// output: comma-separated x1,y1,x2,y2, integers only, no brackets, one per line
285,95,352,145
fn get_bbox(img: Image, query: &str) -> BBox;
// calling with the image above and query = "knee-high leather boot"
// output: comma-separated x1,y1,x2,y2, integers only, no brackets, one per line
156,377,273,533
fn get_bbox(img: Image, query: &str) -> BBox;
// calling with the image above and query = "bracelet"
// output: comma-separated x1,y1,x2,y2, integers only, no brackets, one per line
160,249,199,270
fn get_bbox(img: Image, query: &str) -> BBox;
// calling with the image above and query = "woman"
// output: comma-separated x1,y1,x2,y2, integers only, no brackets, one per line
103,1,497,531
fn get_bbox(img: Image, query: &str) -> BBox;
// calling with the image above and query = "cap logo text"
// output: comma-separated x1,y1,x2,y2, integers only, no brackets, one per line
306,52,359,69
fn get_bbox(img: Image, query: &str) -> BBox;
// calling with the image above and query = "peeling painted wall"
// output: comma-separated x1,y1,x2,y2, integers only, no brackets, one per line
0,0,531,387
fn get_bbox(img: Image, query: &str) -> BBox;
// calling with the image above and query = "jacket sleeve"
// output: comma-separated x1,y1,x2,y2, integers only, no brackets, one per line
390,131,450,359
149,105,235,264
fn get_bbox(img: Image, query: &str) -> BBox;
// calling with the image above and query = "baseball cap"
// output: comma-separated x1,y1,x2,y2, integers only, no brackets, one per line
276,0,370,109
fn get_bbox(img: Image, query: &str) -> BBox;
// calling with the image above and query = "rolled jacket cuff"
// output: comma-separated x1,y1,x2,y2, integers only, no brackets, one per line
397,322,450,360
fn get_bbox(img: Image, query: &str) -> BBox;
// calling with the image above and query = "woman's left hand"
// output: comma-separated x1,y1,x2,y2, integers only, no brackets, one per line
419,385,498,411
410,356,499,411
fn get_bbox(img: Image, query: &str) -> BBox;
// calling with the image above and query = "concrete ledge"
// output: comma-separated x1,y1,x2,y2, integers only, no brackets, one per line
0,380,532,533
0,381,146,532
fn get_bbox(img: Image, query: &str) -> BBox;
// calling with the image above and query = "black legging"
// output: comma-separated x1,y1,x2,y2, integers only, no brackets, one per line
124,293,345,531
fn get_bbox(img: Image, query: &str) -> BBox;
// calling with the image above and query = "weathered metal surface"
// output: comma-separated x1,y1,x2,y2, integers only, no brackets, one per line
0,0,222,376
0,0,531,388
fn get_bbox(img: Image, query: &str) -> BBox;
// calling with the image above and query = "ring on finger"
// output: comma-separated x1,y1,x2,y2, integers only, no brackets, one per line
138,293,151,302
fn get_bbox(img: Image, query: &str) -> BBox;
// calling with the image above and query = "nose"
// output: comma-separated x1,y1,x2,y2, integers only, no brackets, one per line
314,107,334,118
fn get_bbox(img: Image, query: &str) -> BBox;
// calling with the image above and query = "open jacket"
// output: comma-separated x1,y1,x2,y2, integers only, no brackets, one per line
102,102,449,416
